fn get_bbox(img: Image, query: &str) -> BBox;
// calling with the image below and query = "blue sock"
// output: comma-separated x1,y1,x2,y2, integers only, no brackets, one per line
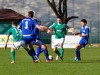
79,51,80,59
55,50,60,56
36,46,41,57
43,49,49,60
30,48,36,56
28,50,32,56
75,49,80,59
25,48,32,56
30,48,36,60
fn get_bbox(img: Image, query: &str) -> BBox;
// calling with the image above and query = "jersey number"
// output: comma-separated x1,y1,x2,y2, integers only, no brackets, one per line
14,28,21,36
25,21,28,29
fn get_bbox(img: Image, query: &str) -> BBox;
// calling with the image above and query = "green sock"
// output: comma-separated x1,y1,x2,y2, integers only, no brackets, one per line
11,50,15,61
60,47,64,57
55,50,60,56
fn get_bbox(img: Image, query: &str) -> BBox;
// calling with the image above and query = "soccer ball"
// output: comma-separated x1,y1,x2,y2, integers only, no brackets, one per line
49,55,53,60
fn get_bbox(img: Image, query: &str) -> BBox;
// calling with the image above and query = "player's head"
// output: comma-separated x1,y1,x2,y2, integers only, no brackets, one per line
57,17,62,24
12,21,17,26
81,19,87,26
28,11,34,18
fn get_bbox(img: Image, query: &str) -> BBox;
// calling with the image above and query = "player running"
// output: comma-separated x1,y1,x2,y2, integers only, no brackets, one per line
47,17,67,61
4,21,31,64
71,19,89,61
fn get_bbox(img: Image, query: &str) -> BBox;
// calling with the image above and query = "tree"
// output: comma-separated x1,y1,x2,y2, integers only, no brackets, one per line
46,0,78,24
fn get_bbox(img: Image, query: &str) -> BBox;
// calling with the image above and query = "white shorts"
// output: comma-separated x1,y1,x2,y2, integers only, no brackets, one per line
53,38,65,48
12,40,27,49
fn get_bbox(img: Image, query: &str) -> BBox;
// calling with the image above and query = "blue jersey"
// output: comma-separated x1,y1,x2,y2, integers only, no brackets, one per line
19,17,39,44
33,22,44,45
80,25,89,41
34,27,40,40
19,17,38,36
79,25,89,47
34,27,44,45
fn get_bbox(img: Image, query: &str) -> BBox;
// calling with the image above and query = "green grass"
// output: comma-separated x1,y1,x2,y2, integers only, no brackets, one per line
0,46,100,75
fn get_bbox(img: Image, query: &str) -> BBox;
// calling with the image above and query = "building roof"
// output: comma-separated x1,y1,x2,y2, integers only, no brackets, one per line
0,9,25,20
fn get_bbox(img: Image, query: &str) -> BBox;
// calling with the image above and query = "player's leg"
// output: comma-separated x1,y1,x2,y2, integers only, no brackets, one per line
28,44,40,62
21,41,32,56
53,39,60,58
59,43,64,61
24,45,40,63
74,44,81,61
40,44,50,62
36,46,42,57
35,41,51,62
10,47,15,64
43,48,50,62
59,38,65,61
75,39,88,61
23,36,36,57
74,39,88,61
20,40,39,63
11,42,21,64
54,47,60,56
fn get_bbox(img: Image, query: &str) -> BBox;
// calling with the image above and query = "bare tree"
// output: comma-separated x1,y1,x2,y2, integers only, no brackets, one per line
46,0,78,24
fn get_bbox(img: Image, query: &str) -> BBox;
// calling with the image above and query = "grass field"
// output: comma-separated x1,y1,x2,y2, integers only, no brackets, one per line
0,46,100,75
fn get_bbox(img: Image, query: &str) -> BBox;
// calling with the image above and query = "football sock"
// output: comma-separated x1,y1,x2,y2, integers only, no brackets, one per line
30,48,36,60
43,49,49,60
11,49,15,62
30,48,36,56
55,50,60,56
24,48,32,56
75,49,80,59
60,47,64,57
36,46,41,57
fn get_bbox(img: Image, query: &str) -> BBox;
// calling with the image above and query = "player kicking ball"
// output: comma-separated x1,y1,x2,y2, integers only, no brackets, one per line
70,19,89,61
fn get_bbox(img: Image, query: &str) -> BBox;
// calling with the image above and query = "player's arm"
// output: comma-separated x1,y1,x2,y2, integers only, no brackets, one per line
81,34,88,37
17,25,21,29
4,35,10,50
69,28,81,35
47,23,55,34
33,19,49,31
81,28,89,37
17,20,23,29
47,28,54,34
36,25,49,31
36,24,54,34
4,29,12,50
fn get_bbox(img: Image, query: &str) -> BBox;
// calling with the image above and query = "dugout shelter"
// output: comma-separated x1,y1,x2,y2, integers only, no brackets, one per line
0,9,25,34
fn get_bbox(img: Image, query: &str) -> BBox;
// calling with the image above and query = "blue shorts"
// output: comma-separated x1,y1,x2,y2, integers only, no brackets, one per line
23,36,36,44
79,39,88,48
33,40,44,45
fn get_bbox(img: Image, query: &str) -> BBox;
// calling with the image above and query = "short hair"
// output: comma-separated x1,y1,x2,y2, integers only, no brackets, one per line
28,11,34,17
12,21,17,25
81,19,87,24
57,16,62,20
